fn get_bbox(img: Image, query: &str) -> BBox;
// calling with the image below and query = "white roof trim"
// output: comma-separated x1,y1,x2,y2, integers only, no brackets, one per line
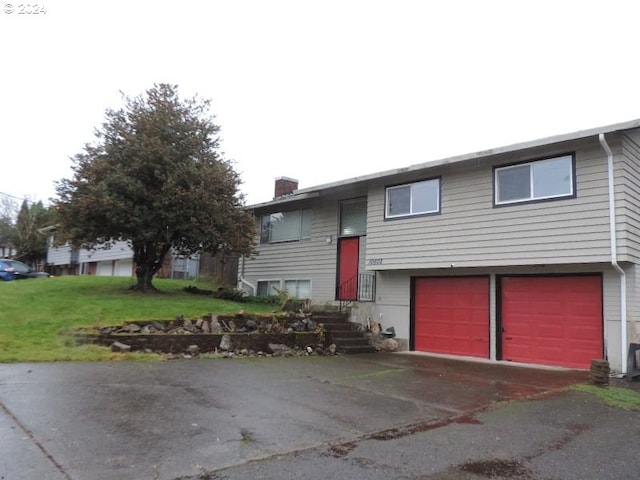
249,118,640,208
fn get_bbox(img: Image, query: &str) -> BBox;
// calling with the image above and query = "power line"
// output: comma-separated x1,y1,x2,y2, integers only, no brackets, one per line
0,192,39,205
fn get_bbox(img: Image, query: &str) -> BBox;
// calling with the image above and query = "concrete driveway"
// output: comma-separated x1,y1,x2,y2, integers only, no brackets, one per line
0,353,637,480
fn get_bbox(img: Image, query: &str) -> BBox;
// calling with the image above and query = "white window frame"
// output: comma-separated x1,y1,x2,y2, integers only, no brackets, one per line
494,154,575,205
385,178,440,219
283,279,312,299
260,209,312,244
256,279,282,296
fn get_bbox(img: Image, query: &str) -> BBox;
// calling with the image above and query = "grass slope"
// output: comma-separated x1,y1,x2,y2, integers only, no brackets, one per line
0,276,274,363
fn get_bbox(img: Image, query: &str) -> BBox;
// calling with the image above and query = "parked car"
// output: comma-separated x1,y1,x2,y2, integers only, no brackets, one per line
0,259,51,281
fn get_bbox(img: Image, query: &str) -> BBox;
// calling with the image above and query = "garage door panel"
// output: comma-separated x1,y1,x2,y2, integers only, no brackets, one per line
537,325,563,339
414,277,489,358
501,276,603,369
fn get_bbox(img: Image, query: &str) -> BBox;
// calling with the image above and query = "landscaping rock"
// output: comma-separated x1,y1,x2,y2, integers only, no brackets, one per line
186,345,200,355
201,320,211,333
219,334,232,351
328,343,337,355
268,343,292,356
125,323,141,333
210,320,222,334
111,341,131,353
377,338,399,352
291,321,305,332
245,320,258,332
151,321,165,332
183,318,195,332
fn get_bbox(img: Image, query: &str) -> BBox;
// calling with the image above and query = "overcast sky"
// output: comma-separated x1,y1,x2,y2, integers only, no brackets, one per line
2,0,639,207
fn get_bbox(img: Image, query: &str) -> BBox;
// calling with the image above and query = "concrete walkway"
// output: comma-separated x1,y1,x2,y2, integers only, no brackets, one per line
0,353,636,479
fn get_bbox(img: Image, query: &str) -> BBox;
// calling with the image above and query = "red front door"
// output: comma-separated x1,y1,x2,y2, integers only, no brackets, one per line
337,237,359,300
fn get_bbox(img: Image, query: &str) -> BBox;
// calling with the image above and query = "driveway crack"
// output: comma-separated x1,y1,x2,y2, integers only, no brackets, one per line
0,399,73,480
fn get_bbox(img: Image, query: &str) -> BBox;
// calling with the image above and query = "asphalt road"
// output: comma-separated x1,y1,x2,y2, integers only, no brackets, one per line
0,353,638,480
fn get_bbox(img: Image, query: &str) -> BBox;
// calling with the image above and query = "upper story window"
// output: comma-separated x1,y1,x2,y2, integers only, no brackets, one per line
385,178,440,219
260,209,312,244
494,154,575,205
340,198,367,236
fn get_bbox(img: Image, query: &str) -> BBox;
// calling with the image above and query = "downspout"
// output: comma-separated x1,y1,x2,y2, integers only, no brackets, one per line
238,255,255,295
599,133,627,374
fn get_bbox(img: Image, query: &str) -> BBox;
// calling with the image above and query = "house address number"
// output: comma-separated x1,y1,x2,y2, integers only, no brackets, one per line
368,258,383,265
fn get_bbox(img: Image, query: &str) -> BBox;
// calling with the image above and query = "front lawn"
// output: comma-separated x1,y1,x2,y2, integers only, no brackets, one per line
0,276,274,362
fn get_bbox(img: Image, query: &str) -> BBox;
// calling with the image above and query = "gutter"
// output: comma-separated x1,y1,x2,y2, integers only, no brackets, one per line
599,133,628,374
237,255,255,296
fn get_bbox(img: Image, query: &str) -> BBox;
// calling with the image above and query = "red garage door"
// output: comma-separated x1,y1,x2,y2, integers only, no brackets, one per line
414,277,490,358
500,276,603,369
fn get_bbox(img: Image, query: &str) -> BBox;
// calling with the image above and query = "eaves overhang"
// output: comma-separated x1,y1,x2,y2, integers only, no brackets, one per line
247,118,640,209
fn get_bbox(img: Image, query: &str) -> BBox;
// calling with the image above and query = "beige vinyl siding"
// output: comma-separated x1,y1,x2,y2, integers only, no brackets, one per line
366,142,612,270
632,265,640,344
618,133,640,262
358,235,367,273
369,270,411,339
243,201,339,302
602,268,622,370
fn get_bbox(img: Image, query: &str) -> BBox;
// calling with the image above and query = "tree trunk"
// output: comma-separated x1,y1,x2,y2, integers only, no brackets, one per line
131,241,172,292
134,264,156,292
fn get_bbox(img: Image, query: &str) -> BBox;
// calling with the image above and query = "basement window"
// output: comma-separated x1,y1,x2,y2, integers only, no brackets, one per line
284,279,311,299
256,280,282,296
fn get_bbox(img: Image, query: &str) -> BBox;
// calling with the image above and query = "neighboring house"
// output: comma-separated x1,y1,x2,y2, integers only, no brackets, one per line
46,236,201,279
47,239,136,277
239,119,640,373
1,243,16,259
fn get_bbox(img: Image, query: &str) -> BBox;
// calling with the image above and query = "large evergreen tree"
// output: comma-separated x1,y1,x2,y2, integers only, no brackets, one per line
54,84,256,291
15,200,52,266
0,196,18,256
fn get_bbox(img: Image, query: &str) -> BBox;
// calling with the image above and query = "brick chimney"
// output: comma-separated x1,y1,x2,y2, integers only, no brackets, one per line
274,177,298,198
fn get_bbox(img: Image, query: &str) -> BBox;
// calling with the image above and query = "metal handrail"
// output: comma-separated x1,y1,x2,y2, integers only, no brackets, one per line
337,272,376,311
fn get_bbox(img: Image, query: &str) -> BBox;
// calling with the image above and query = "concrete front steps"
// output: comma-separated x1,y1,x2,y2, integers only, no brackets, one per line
314,312,376,354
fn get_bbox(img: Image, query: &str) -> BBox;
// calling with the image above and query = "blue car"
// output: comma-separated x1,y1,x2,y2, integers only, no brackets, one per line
0,259,50,281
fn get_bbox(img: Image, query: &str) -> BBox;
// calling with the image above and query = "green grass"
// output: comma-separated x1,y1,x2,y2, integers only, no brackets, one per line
572,384,640,411
0,276,275,363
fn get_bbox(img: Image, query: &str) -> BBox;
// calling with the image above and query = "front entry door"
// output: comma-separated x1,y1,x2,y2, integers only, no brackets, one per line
337,237,359,300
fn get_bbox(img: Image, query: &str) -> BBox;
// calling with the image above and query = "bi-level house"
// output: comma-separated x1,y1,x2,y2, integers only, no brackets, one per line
239,119,640,373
